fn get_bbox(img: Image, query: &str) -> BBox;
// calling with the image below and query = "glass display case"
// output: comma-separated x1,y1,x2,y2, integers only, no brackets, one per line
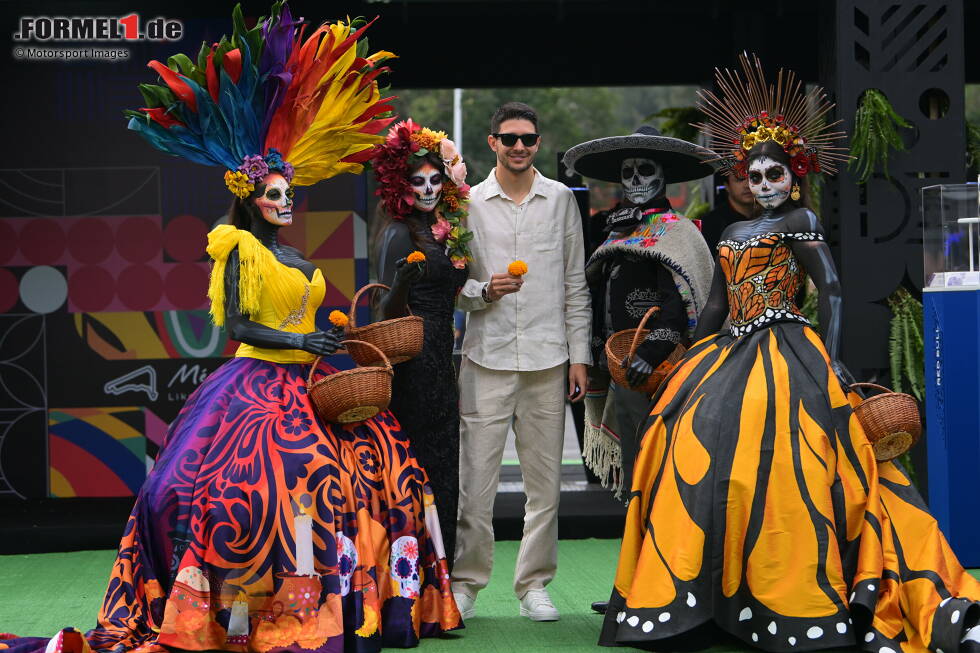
920,181,980,567
921,182,980,289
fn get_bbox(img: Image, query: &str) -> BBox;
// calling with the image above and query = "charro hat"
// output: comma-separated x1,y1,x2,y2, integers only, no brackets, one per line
563,125,717,184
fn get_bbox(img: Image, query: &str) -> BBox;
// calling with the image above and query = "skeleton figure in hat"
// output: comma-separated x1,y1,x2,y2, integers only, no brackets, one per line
563,125,715,502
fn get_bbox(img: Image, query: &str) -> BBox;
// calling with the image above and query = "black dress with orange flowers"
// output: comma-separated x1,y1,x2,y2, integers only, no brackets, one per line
599,226,980,653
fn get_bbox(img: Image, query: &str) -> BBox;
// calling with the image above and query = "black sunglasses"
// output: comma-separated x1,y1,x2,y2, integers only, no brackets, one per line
492,132,540,147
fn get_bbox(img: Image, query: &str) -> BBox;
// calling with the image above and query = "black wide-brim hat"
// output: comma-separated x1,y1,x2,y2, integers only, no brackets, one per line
563,125,718,184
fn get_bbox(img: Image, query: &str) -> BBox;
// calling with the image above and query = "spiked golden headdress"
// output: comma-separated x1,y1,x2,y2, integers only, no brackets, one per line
693,53,850,179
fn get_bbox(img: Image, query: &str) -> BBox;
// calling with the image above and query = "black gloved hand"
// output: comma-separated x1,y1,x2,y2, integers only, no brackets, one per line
301,329,343,356
623,354,654,388
391,256,425,288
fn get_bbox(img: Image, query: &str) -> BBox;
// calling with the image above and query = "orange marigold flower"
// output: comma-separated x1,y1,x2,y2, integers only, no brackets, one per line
328,310,349,328
406,250,426,264
508,260,528,276
410,127,446,152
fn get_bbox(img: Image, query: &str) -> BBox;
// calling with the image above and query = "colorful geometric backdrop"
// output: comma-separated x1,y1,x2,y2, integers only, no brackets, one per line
0,166,370,500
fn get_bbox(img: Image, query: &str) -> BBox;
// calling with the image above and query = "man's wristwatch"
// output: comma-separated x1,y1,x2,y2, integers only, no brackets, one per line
481,282,493,303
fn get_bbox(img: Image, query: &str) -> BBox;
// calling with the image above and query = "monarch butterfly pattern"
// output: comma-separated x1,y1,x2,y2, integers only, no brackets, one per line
600,232,980,653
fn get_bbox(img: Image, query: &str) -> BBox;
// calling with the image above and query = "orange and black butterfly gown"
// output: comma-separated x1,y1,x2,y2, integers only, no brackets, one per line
599,230,980,652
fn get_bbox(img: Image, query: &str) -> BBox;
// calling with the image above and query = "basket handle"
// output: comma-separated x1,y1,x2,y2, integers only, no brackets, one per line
306,340,393,387
348,283,390,328
849,382,894,396
347,283,415,328
342,339,392,374
625,306,661,366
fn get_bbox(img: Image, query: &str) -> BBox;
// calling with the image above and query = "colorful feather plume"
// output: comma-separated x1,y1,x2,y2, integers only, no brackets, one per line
125,2,395,192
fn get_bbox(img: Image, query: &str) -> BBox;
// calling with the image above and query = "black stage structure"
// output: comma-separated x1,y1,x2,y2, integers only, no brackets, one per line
1,0,977,553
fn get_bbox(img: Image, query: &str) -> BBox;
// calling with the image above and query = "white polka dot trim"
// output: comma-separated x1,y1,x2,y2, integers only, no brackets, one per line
752,633,759,642
687,592,696,607
739,607,753,621
642,621,654,633
865,632,875,643
807,626,823,639
952,610,961,624
868,584,876,591
939,597,952,607
768,621,777,635
788,637,797,646
616,611,625,623
880,647,896,653
627,615,639,627
836,622,847,634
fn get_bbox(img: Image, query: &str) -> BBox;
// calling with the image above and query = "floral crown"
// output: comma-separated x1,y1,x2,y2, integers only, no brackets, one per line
693,53,850,179
223,148,295,198
370,119,473,269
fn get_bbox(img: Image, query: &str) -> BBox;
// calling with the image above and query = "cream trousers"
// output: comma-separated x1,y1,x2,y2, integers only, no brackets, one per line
452,356,566,599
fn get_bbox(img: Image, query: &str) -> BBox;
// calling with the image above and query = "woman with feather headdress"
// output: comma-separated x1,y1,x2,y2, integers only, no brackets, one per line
0,5,461,652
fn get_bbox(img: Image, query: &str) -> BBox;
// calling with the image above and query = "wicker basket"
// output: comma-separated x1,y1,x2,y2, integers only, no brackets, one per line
345,283,424,367
605,306,686,396
307,340,393,424
850,382,921,462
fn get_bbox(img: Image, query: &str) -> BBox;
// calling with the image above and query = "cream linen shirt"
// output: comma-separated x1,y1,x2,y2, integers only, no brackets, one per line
458,168,592,371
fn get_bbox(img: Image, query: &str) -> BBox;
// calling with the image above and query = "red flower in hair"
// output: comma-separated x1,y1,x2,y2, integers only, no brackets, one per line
733,160,749,180
371,120,424,220
790,153,810,177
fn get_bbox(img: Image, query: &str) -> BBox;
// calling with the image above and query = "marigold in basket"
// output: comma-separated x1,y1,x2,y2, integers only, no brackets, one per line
328,310,349,328
406,250,426,264
508,260,528,276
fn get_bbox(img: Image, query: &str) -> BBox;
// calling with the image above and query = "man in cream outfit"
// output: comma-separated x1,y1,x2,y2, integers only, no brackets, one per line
452,102,592,622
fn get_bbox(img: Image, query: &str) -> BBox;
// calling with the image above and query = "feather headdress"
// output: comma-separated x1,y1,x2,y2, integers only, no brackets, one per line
124,2,396,197
693,53,849,179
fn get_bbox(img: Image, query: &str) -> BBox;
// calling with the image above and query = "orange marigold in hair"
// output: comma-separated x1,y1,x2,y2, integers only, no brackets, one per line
508,260,528,276
328,310,349,328
406,250,426,264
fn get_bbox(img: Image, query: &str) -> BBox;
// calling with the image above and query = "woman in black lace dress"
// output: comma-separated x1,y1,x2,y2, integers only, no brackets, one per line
369,121,473,567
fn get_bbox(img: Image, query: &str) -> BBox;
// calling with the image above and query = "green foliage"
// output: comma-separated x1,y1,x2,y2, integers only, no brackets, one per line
887,287,924,401
967,120,980,171
683,183,710,221
642,106,706,143
386,86,699,185
883,287,924,485
849,89,912,185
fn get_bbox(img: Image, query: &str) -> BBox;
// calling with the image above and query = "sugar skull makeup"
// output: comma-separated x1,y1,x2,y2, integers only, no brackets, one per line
409,163,443,213
621,157,664,205
747,156,792,209
254,173,294,225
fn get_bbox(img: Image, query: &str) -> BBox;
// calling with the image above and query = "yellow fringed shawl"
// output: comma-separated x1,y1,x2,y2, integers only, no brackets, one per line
206,225,275,326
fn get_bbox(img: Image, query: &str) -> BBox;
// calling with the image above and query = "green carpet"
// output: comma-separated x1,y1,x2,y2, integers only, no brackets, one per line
2,541,979,652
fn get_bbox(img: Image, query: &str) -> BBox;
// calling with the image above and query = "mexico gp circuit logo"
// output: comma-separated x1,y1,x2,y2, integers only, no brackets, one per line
14,14,183,42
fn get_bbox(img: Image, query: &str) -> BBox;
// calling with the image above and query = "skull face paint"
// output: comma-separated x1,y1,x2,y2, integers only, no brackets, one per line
747,156,792,209
621,157,664,205
253,173,294,226
409,162,443,213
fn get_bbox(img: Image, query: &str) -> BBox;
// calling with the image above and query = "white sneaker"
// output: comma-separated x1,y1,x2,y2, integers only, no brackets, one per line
453,591,476,620
519,588,560,621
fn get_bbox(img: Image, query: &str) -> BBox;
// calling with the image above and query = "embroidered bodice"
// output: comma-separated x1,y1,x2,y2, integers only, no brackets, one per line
717,231,822,337
206,225,326,364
